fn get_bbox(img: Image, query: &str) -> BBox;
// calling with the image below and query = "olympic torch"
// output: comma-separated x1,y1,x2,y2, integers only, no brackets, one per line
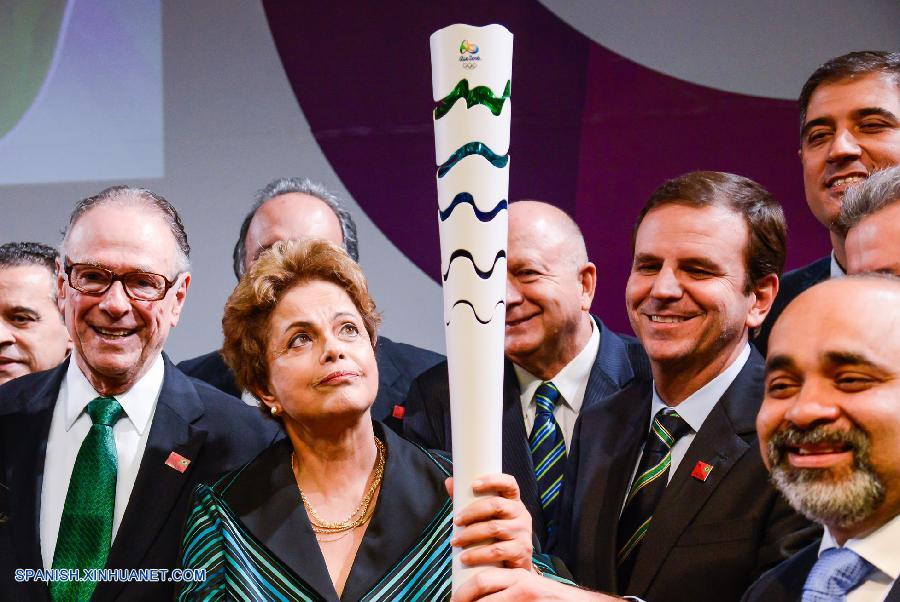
430,23,513,591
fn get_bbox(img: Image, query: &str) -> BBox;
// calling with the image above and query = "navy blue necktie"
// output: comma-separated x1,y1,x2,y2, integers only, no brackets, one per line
528,381,566,535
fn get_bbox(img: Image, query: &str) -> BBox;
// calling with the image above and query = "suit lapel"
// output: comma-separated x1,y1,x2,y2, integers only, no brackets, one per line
8,411,52,573
5,362,65,600
626,352,763,596
373,339,402,421
498,361,545,539
228,426,450,601
627,401,750,594
227,438,338,600
574,379,650,589
807,256,832,288
342,426,448,600
581,319,634,414
742,542,818,602
98,359,208,600
780,543,819,601
207,352,241,399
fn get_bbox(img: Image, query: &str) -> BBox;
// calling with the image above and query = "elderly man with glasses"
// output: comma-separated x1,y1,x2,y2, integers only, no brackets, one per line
0,186,279,602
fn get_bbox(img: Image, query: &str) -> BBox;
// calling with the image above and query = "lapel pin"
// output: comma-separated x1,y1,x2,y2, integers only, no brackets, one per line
165,451,192,473
392,404,406,419
691,460,713,482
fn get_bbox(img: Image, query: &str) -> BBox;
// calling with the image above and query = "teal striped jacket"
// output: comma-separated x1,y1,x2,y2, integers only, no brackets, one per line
178,424,570,601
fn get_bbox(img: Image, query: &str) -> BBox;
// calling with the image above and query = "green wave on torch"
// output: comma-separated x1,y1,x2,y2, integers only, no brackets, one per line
436,142,509,178
434,79,511,120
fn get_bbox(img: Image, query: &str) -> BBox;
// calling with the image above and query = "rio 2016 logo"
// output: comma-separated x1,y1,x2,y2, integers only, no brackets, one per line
458,39,480,69
459,40,479,55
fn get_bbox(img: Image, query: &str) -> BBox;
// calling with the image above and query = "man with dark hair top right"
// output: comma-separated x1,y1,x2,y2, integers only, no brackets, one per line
755,50,900,354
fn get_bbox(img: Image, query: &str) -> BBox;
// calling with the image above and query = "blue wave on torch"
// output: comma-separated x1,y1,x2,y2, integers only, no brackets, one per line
445,300,506,326
442,249,506,282
439,194,508,222
436,142,509,178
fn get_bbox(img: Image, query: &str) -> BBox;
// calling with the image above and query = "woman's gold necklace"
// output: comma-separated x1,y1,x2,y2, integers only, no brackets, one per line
292,437,385,539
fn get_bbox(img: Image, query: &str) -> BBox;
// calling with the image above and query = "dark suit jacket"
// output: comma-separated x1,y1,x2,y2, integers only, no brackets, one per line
180,424,451,600
742,540,900,602
554,350,820,602
402,317,650,548
178,423,570,600
178,335,443,432
755,255,830,356
0,356,280,601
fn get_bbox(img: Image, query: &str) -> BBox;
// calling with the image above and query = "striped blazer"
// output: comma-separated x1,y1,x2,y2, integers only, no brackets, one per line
178,423,567,601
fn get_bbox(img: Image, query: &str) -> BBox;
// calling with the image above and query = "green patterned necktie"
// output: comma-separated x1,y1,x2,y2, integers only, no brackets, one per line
50,396,124,601
616,408,691,589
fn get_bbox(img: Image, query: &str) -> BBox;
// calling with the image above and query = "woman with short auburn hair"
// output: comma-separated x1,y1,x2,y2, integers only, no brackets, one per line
179,239,569,599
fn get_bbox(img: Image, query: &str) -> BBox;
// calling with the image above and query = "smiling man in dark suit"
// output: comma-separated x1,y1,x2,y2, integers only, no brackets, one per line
544,172,818,602
402,200,649,550
0,186,278,601
755,51,900,355
745,275,900,601
0,242,71,386
178,177,442,428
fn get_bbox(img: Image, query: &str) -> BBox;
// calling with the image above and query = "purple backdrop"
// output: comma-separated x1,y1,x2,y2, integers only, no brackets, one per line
263,1,829,333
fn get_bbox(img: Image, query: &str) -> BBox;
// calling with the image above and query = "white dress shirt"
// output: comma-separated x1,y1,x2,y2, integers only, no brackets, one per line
240,389,260,406
648,343,750,483
40,354,164,569
817,513,900,601
515,319,600,451
831,250,847,279
621,344,751,511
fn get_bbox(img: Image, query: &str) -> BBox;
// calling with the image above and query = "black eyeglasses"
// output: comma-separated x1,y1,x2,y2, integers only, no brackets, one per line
63,260,180,301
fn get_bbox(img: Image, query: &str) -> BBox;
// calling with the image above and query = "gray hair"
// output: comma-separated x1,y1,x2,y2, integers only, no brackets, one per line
839,166,900,233
232,177,359,279
60,186,191,275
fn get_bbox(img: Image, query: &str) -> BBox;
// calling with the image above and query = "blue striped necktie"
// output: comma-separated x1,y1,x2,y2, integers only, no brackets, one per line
616,408,691,589
528,381,566,535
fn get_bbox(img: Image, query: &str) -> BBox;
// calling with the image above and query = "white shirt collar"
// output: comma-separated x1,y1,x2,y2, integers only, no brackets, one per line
830,250,847,279
650,343,751,433
514,317,600,412
820,512,900,581
61,353,164,435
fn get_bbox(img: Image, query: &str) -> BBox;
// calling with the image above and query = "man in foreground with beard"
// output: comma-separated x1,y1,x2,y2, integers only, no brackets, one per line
745,275,900,601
